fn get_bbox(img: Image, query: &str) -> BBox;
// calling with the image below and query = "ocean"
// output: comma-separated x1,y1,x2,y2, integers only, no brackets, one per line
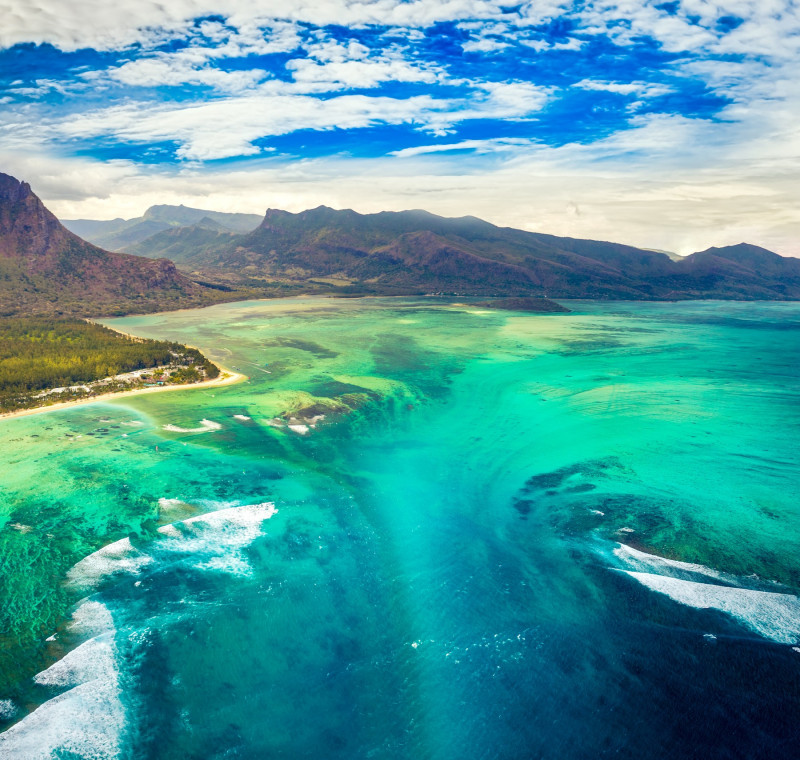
1,297,799,758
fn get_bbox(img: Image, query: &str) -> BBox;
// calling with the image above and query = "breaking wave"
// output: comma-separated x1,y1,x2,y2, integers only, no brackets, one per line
162,419,222,433
0,601,122,759
611,543,800,644
66,502,278,596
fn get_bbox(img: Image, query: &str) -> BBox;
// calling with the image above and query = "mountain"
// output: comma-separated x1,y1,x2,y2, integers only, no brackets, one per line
146,205,799,300
62,205,262,251
645,247,683,261
155,206,661,297
0,173,219,317
57,202,800,301
125,219,238,262
666,243,800,299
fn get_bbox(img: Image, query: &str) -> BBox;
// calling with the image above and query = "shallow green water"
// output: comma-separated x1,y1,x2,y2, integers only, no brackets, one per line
1,298,799,758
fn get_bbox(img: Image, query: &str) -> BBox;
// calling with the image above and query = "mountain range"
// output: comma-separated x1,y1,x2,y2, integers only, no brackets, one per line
62,205,262,252
0,174,222,317
3,171,800,319
83,203,800,301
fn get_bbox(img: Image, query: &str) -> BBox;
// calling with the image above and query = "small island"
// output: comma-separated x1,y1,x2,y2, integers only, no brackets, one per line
0,318,227,415
473,296,571,313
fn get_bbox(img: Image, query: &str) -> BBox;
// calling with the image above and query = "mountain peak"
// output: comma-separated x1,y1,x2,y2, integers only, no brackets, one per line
689,242,787,269
0,173,32,204
0,173,66,259
699,242,781,259
0,173,209,316
305,205,360,220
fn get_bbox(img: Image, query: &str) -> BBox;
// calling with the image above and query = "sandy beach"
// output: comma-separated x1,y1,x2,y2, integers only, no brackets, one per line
0,366,247,421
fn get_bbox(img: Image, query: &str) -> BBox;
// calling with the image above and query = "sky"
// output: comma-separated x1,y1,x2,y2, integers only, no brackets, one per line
1,1,799,256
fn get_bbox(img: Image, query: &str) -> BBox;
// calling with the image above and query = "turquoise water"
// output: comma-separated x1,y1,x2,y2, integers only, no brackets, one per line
1,298,799,758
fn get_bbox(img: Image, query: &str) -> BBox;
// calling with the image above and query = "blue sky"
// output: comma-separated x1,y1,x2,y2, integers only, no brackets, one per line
1,1,799,255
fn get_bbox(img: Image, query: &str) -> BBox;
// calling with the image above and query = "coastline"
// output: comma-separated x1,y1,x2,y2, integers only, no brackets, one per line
0,365,247,422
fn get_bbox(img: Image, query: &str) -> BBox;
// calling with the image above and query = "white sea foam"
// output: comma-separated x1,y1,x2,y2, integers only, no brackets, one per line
0,700,17,721
0,601,123,759
610,543,800,644
66,537,154,593
34,636,116,688
69,600,115,638
0,673,123,759
157,502,277,577
233,414,251,421
120,420,143,427
614,543,732,584
625,571,800,644
4,505,280,754
194,499,241,511
157,524,182,538
176,501,276,529
288,424,309,435
65,503,277,597
198,555,252,576
163,418,222,433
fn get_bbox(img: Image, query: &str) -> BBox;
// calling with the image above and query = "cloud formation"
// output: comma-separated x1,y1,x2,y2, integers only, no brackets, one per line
0,0,799,255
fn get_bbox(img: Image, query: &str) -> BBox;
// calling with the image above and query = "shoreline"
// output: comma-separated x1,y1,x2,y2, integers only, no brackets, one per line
0,366,247,422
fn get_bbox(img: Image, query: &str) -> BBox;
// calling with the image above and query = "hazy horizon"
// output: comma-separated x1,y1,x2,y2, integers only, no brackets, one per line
52,196,797,259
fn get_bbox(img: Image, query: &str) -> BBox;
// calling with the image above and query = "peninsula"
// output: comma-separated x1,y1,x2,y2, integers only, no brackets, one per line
0,318,243,416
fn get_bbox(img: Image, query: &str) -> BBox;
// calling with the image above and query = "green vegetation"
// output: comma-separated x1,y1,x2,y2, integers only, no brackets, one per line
0,318,219,412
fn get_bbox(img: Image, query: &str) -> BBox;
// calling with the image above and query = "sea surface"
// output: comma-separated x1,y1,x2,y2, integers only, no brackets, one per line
1,297,799,759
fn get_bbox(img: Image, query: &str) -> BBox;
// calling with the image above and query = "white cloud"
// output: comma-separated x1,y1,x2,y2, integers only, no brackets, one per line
76,21,301,94
99,57,265,93
2,0,798,67
53,94,449,160
459,20,513,52
21,76,551,160
462,37,510,53
470,80,552,119
287,58,437,89
574,79,673,97
0,1,516,52
0,151,141,204
577,0,800,60
391,137,537,157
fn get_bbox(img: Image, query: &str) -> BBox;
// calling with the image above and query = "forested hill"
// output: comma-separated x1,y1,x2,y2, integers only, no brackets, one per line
0,318,219,412
111,205,800,300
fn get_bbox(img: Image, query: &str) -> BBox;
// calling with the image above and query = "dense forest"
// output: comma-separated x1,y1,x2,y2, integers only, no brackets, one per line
0,318,219,412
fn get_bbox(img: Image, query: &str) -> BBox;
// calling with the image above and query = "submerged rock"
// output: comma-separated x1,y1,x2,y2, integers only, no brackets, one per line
473,296,570,313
